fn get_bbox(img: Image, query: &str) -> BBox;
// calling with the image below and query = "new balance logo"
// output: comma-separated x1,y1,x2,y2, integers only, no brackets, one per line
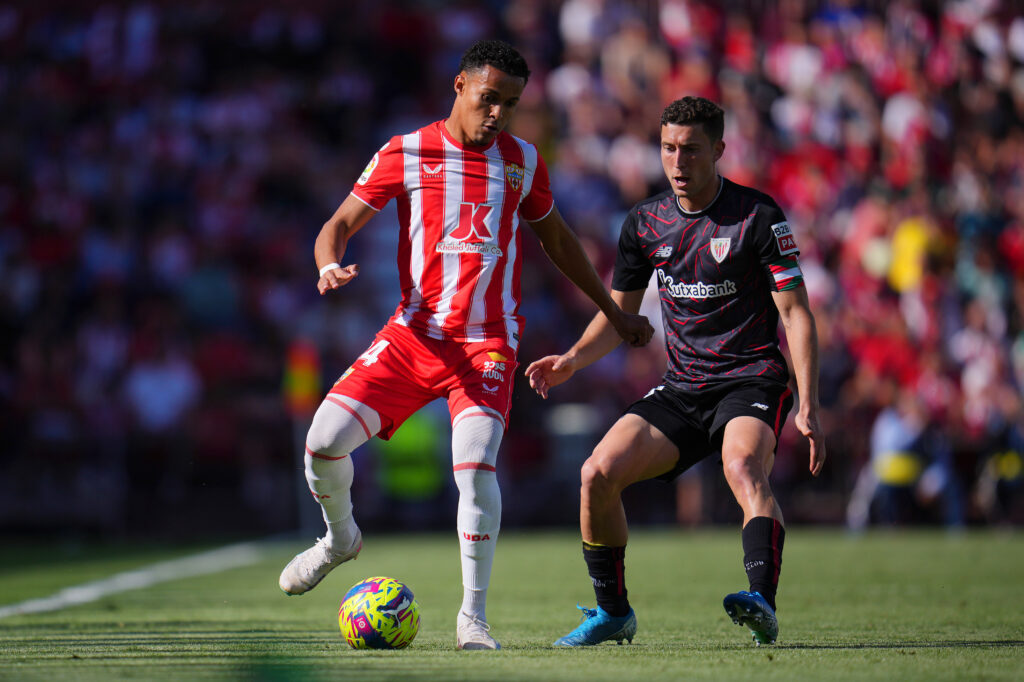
752,402,769,411
654,245,673,258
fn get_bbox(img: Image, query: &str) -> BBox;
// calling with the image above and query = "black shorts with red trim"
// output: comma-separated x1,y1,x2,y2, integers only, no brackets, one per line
625,378,793,482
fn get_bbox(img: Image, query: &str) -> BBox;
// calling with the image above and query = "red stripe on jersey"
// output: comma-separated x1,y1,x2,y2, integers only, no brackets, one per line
395,192,412,317
493,134,527,341
452,462,497,472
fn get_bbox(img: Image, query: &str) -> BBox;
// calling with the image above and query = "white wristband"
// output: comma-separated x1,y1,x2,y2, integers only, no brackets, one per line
319,262,341,277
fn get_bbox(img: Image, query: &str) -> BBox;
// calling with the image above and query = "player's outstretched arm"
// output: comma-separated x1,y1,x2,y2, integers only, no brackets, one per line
772,286,826,476
527,206,653,347
526,288,646,399
314,194,377,295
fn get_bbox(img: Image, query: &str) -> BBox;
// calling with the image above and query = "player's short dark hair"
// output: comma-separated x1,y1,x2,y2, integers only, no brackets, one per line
661,97,725,142
459,40,530,83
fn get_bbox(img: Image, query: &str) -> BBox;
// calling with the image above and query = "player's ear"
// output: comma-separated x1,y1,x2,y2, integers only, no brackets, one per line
453,72,466,97
713,139,725,162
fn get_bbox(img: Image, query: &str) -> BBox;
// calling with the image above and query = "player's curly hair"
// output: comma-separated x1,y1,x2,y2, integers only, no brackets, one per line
661,97,725,142
459,40,530,83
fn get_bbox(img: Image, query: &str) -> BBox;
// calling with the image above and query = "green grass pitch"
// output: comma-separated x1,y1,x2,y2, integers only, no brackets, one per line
1,529,1022,681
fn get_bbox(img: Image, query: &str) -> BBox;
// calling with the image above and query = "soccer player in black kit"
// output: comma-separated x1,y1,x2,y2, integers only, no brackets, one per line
526,96,826,646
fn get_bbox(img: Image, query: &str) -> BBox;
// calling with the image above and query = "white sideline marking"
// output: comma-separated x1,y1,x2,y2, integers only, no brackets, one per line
0,541,266,619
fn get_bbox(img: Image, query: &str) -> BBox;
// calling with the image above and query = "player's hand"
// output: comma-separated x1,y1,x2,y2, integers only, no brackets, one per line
318,264,360,294
610,310,654,348
795,409,826,476
525,354,578,399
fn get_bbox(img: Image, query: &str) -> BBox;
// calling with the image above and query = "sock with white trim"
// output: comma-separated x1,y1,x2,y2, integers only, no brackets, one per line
304,396,380,552
451,413,504,622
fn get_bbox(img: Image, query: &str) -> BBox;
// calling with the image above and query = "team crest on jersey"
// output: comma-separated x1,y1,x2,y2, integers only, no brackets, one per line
709,238,731,263
504,162,524,191
771,222,799,255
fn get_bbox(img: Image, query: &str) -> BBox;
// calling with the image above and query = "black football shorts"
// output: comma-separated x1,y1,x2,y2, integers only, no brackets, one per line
624,379,794,482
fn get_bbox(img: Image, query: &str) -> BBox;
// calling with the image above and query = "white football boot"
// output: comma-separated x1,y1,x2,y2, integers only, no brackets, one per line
279,531,362,595
456,610,501,650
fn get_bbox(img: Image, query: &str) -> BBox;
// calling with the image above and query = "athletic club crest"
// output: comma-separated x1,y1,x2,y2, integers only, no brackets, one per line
710,237,731,263
504,162,524,191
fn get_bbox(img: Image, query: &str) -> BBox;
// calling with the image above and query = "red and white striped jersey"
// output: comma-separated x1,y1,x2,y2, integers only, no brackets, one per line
350,119,554,350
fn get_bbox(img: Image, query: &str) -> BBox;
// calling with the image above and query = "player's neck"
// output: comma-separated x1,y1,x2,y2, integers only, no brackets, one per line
442,117,492,150
676,176,723,214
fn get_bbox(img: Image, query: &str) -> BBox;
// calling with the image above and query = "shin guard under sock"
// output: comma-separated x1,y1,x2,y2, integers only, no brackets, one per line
741,516,785,610
582,541,630,617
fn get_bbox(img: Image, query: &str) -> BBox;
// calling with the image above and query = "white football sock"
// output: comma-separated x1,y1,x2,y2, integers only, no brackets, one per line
305,395,380,551
451,411,504,622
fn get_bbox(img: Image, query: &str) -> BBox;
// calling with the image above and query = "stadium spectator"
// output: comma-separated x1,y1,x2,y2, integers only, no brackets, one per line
2,0,1024,539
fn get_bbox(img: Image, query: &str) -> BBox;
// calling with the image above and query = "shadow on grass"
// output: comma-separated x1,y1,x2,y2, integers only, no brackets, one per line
778,640,1024,650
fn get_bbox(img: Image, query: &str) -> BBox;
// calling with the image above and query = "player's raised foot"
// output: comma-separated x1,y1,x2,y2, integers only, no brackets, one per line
552,605,637,647
456,611,500,650
723,590,778,645
279,531,362,595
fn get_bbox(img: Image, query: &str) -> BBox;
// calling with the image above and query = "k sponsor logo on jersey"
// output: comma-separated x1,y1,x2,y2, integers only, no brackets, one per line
504,162,524,191
437,202,504,255
771,221,799,255
709,237,731,263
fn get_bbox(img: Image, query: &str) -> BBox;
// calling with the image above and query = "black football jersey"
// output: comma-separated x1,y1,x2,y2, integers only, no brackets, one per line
612,177,803,390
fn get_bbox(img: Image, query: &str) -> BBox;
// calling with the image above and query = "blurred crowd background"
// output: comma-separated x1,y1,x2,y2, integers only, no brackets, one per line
3,0,1024,540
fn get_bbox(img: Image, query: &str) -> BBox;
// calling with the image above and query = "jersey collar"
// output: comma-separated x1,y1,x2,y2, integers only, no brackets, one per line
440,119,496,152
675,175,724,216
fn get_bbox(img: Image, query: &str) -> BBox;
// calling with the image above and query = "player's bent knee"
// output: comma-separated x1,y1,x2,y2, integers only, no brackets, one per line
580,456,621,496
723,454,771,491
306,397,380,459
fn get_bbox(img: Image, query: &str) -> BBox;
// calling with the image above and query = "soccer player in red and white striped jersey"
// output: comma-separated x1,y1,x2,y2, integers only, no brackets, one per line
278,40,653,650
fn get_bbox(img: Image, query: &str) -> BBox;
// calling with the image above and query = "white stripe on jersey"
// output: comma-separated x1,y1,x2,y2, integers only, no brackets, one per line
428,135,465,334
400,131,424,324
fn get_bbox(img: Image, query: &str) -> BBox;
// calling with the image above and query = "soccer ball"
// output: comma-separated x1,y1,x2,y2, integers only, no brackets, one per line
338,576,421,649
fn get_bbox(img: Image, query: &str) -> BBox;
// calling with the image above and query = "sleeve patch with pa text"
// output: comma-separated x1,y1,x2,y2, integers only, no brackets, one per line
771,221,799,256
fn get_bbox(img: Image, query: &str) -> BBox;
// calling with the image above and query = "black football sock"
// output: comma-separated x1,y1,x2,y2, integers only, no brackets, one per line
741,517,785,611
582,541,630,617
